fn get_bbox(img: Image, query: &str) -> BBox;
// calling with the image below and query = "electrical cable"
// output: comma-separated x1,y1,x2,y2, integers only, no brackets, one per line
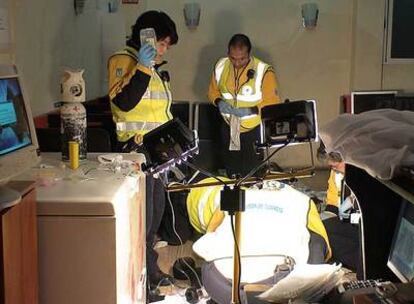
187,170,201,184
165,178,204,289
236,138,292,187
230,214,242,304
183,160,227,185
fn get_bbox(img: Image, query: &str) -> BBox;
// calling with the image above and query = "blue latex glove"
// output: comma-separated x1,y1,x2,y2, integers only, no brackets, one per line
218,100,253,117
339,196,354,221
138,43,156,67
217,100,233,114
231,107,252,117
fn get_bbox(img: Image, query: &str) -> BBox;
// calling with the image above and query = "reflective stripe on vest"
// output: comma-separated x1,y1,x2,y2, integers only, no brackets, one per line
116,121,162,132
197,187,217,232
215,58,227,84
142,90,169,101
187,177,228,234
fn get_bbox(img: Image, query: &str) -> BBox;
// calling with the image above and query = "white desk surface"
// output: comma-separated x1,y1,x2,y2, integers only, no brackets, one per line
17,152,146,216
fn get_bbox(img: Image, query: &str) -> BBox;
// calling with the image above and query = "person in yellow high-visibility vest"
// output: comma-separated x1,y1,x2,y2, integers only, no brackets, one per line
186,177,331,260
108,10,178,290
207,34,281,177
184,177,332,304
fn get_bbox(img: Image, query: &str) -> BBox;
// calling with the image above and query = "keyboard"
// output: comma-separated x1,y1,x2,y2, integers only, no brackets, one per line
337,279,382,293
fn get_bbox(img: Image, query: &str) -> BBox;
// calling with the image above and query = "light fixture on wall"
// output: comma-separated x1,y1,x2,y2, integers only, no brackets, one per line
74,0,86,15
183,2,201,29
301,2,319,29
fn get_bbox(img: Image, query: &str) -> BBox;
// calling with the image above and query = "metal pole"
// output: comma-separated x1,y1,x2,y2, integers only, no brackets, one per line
231,211,242,304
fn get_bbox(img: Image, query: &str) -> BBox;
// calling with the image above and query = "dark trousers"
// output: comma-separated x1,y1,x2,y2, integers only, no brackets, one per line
324,217,363,278
117,139,166,279
219,121,262,177
145,175,166,278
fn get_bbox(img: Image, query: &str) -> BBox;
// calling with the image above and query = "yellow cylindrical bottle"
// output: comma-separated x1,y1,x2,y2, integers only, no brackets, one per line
68,141,79,169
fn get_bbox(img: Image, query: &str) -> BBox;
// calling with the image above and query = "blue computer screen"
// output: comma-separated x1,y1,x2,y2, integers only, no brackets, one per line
388,200,414,282
0,77,32,155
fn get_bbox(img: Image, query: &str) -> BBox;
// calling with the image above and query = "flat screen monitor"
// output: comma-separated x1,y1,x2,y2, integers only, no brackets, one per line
387,199,414,282
0,64,39,185
351,91,398,114
142,118,198,175
258,99,318,148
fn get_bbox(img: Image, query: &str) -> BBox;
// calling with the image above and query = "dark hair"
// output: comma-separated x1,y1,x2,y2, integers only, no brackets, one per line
228,34,252,53
128,10,178,49
317,141,343,163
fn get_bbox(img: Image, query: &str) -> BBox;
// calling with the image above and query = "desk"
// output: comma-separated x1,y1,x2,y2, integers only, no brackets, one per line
1,181,38,304
18,153,146,304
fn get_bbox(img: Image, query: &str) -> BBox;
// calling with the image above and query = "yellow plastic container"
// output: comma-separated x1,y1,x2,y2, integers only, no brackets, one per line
68,141,79,169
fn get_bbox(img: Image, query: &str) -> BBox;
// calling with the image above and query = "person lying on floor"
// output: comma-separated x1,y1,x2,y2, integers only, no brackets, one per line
177,177,333,304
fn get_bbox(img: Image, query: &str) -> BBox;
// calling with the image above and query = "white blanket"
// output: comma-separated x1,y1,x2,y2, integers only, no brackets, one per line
319,109,414,180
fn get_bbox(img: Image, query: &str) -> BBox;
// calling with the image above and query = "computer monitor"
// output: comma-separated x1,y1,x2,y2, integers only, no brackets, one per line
351,91,398,114
387,199,414,283
0,64,39,205
258,99,318,148
141,118,198,175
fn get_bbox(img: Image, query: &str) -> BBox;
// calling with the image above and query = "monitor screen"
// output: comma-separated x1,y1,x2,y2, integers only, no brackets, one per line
351,91,398,114
142,118,198,174
0,65,39,185
258,100,318,148
387,200,414,282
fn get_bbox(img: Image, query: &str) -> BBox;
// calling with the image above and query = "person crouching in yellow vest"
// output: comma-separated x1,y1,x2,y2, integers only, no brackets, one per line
207,34,281,177
184,177,332,304
186,177,331,263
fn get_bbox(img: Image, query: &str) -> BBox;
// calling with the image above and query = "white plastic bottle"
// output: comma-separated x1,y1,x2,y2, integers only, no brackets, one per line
60,68,87,161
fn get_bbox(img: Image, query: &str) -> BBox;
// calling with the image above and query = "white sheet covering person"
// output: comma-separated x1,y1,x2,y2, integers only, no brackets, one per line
187,180,331,304
319,109,414,180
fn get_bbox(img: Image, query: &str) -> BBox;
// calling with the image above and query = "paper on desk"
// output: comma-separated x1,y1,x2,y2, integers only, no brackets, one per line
257,263,343,303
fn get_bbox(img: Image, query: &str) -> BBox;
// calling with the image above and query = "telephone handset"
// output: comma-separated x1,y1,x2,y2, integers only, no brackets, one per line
140,28,157,49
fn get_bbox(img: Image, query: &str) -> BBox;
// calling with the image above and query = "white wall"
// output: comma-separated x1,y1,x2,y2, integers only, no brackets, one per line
13,0,144,116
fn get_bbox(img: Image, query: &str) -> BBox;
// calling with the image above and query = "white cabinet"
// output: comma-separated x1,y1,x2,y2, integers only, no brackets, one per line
21,153,146,304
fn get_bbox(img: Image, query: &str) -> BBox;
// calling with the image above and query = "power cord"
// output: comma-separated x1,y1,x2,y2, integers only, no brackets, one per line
236,138,292,187
183,160,227,186
166,190,203,288
164,172,204,291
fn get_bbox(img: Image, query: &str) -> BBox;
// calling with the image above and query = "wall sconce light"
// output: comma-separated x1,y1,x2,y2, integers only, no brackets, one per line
74,0,86,15
183,2,201,29
301,2,319,29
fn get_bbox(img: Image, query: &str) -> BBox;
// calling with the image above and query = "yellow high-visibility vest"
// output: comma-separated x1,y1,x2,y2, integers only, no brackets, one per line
109,46,173,142
215,57,271,131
